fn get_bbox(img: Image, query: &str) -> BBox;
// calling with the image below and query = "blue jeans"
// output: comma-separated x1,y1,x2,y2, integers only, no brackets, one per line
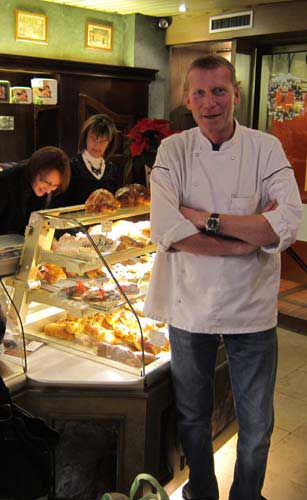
169,326,277,500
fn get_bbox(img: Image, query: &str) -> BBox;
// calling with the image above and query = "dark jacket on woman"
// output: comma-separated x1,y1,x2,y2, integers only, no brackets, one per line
51,154,121,208
0,165,50,235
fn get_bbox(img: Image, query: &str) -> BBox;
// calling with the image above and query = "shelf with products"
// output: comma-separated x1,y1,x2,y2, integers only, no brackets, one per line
38,242,156,273
10,204,169,378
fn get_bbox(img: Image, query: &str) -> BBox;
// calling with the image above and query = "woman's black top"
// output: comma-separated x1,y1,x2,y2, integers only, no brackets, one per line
51,154,121,208
0,165,50,235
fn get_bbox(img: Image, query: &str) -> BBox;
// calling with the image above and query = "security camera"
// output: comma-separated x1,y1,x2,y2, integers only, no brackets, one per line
157,17,172,29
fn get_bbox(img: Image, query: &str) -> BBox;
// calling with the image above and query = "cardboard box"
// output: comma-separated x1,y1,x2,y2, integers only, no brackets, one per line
10,87,32,104
0,80,11,102
31,78,57,105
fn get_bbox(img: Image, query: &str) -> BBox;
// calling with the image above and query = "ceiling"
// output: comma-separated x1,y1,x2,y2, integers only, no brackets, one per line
42,0,294,18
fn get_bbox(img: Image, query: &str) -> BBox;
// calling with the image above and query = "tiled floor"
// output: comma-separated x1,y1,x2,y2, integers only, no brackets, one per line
166,326,307,500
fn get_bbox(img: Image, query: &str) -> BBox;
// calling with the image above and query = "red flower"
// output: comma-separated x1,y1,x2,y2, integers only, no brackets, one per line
126,118,175,159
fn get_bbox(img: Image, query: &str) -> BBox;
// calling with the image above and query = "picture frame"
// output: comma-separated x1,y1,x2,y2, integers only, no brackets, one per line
15,10,48,44
0,116,14,131
86,22,113,51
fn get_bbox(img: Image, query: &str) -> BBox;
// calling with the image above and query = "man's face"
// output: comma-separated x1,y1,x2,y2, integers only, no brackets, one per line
185,65,240,143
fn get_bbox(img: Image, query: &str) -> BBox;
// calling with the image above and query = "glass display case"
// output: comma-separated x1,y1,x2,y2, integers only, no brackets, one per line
9,204,170,382
1,204,234,497
0,234,26,384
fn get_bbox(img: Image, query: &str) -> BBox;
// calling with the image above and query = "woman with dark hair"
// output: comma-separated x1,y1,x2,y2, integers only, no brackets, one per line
54,113,121,207
0,146,70,235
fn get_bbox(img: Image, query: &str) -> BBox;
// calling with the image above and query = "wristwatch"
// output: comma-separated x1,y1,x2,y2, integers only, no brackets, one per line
205,213,220,235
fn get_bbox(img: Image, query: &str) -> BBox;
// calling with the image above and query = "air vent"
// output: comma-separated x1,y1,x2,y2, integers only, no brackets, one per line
209,11,253,33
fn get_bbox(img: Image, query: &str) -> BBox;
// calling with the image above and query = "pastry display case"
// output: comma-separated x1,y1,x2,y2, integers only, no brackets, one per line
9,203,170,382
1,202,234,497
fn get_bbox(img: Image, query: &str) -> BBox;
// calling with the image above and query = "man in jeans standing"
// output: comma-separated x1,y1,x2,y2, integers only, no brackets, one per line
144,55,302,500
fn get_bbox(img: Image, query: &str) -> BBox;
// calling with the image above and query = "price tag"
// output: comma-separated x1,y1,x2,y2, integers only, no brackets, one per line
26,341,44,352
148,329,167,347
100,221,113,234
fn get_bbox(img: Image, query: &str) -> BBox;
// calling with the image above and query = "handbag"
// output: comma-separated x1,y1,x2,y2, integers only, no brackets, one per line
0,304,6,343
0,375,59,500
101,473,169,500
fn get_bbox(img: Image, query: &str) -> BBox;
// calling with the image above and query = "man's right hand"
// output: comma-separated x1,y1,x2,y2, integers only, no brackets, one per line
262,199,278,212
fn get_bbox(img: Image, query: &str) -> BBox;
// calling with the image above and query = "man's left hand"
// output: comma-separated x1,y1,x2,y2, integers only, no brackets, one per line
180,206,208,228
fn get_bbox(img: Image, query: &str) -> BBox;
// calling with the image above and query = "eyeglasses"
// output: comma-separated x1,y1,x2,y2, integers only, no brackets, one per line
38,174,60,189
88,134,109,145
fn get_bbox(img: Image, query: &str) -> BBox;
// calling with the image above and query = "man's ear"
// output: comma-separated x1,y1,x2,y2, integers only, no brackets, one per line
234,85,241,105
185,91,192,110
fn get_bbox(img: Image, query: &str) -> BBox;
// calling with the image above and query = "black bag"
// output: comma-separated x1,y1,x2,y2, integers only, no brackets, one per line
0,376,59,500
0,304,6,343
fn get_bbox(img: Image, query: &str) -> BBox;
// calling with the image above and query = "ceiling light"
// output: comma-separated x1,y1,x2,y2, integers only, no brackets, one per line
179,3,187,12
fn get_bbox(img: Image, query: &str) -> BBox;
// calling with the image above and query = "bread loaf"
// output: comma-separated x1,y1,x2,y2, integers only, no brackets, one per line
85,188,120,214
115,184,150,207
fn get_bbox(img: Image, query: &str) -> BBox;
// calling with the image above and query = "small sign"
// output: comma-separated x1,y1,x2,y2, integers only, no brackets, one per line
15,10,48,44
148,329,168,347
0,116,14,131
86,22,113,51
100,221,113,233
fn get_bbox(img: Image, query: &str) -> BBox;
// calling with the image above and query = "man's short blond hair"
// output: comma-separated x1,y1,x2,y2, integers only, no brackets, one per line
184,54,238,92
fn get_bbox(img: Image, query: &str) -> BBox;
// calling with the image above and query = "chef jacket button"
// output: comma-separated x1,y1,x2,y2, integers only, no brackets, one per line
231,155,236,160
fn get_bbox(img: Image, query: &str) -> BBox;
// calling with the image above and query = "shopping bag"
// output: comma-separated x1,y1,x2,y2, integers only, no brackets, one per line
101,473,169,500
0,375,59,500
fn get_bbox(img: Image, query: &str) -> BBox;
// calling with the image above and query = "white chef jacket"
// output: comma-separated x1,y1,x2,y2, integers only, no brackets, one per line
143,122,303,334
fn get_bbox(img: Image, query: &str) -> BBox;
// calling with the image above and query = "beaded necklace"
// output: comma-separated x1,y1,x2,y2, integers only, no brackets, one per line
82,151,105,179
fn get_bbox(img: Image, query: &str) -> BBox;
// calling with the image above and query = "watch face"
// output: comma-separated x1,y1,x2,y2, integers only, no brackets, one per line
207,218,219,231
206,214,220,233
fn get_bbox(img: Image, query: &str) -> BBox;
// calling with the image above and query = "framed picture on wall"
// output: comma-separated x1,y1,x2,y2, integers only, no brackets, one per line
15,10,48,44
86,22,113,51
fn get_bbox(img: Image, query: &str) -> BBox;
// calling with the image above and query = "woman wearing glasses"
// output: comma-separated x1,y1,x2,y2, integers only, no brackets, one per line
0,146,70,235
53,114,121,208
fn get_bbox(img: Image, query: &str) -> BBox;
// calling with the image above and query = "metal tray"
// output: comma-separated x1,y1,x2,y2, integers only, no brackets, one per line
0,234,24,277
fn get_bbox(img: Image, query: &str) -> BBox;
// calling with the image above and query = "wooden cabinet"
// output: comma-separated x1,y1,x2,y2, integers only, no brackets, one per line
0,53,157,162
0,103,60,161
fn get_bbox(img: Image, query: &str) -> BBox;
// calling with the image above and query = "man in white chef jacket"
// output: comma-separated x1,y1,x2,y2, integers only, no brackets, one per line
144,55,303,500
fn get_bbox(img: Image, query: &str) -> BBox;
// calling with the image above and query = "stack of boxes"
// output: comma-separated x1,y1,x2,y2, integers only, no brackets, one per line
0,79,57,104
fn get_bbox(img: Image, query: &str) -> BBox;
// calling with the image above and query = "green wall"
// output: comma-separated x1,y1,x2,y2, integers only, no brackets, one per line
1,0,135,66
0,2,171,118
134,15,170,118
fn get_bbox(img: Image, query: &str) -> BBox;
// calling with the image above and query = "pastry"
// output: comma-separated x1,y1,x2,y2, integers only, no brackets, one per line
43,323,74,340
85,268,107,279
39,263,67,284
115,184,150,207
116,235,146,251
85,188,120,214
82,288,122,305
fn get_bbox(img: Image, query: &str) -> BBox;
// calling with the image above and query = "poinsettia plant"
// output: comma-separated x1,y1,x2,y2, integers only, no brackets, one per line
124,118,175,184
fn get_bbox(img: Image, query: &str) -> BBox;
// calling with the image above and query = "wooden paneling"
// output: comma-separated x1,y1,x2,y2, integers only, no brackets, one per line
0,54,157,161
0,103,34,161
